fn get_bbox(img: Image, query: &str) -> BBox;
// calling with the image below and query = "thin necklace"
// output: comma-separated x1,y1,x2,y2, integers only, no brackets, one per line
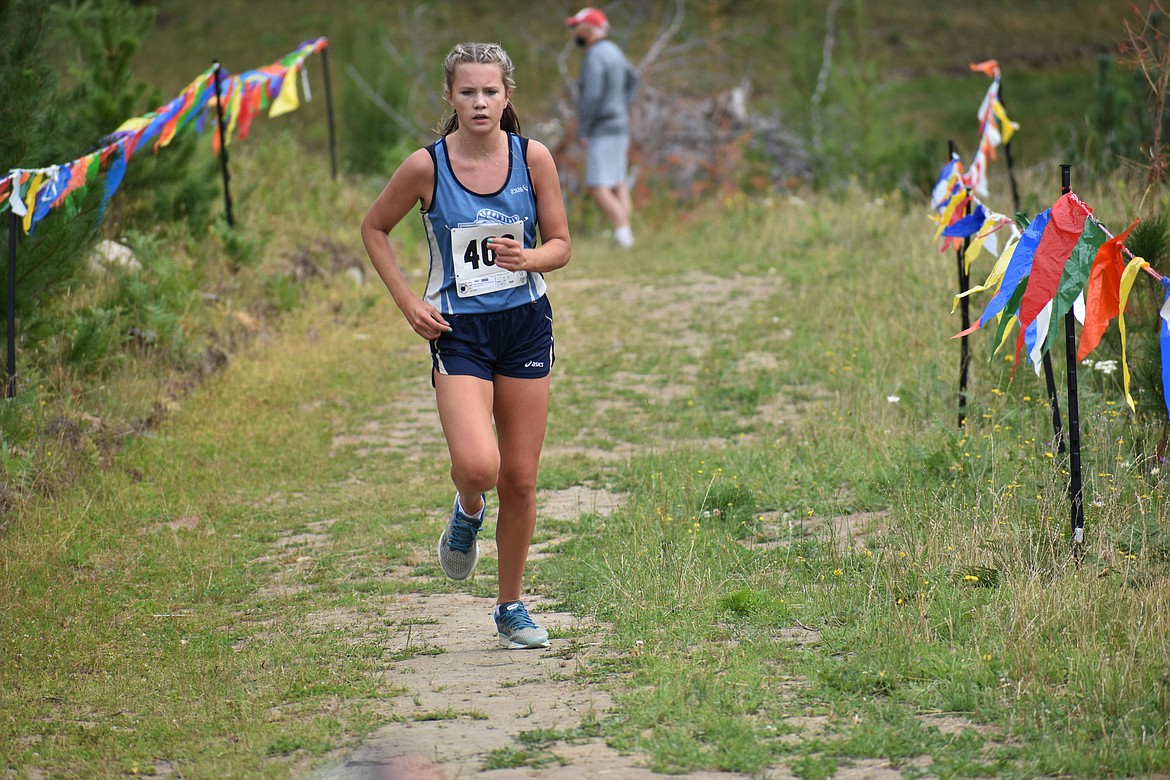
458,133,506,168
480,146,506,167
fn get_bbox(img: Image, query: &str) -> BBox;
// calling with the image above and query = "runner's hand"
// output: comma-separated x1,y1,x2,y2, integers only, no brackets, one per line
489,235,527,272
401,298,451,340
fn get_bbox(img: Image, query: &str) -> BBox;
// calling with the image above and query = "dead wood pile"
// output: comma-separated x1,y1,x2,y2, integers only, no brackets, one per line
550,82,810,202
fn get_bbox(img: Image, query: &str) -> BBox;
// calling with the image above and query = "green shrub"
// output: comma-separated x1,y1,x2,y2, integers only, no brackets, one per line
64,307,121,373
339,28,419,175
1,0,101,333
51,0,220,231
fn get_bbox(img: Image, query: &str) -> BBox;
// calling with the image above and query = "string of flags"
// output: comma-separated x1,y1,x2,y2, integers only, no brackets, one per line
930,61,1019,267
932,148,1170,421
0,37,327,236
932,60,1170,421
962,60,1019,199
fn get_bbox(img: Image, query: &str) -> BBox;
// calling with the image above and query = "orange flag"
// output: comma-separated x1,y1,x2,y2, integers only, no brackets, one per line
969,60,1000,77
1078,219,1138,361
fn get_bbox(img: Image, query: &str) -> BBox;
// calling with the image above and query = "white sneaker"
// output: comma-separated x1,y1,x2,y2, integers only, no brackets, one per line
614,225,635,248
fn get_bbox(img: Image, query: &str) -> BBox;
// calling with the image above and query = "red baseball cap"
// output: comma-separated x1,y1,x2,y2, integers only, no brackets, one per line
565,7,609,29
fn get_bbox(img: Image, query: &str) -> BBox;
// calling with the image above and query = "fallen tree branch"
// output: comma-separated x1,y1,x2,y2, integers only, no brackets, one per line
810,0,843,156
344,64,427,143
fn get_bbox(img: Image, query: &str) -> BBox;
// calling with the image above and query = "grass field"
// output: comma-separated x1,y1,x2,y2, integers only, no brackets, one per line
3,125,1170,776
4,1,1170,777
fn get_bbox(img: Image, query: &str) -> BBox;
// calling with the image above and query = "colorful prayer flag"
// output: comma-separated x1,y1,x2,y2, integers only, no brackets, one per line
1078,220,1137,360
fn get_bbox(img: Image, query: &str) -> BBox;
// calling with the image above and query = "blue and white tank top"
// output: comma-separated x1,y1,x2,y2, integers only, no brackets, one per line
421,133,546,315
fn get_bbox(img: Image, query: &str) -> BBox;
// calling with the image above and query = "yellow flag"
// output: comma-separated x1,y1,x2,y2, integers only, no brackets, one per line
934,190,967,242
1117,256,1150,412
994,315,1018,355
952,230,1019,313
962,216,997,274
269,66,300,117
115,116,151,134
992,100,1019,146
22,171,45,234
226,83,243,142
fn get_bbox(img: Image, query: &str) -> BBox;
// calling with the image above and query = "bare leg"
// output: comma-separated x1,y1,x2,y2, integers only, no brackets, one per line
491,374,550,604
434,373,497,516
587,184,630,230
614,182,632,224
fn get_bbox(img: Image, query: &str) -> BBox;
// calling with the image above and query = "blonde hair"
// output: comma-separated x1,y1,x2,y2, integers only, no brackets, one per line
436,42,522,136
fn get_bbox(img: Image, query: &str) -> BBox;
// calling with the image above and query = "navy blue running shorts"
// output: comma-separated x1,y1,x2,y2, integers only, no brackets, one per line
430,296,554,383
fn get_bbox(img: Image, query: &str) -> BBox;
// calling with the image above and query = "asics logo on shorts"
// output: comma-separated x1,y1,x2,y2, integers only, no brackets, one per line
524,360,545,368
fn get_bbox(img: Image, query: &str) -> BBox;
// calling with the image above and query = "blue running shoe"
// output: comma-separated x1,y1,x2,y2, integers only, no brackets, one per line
495,601,550,649
438,494,485,580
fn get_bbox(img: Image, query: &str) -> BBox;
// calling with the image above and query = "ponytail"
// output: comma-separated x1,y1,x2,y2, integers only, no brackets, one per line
501,103,522,135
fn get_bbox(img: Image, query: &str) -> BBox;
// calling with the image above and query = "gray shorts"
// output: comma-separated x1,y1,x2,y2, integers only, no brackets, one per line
584,135,630,188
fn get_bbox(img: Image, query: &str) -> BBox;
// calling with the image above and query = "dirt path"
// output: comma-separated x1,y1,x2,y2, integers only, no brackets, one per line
293,372,770,779
309,591,609,780
304,579,906,780
299,265,912,779
307,592,754,780
303,486,769,780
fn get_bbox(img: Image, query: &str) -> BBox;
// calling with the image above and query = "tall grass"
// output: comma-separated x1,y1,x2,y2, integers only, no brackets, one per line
538,171,1170,776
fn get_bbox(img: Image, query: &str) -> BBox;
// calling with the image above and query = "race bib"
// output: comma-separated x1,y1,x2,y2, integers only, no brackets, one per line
450,221,527,298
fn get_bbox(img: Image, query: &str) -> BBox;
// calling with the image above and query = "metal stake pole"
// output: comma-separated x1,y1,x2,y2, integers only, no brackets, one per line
999,80,1023,218
6,212,16,399
958,191,972,429
947,141,973,428
321,45,338,181
213,62,235,228
1060,164,1085,556
1044,352,1065,453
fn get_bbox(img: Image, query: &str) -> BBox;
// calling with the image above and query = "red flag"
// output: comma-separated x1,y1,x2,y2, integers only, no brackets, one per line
1017,193,1087,330
1078,219,1138,360
236,83,264,141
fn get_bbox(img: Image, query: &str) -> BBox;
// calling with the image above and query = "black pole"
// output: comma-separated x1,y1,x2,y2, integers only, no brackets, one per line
6,211,16,399
958,191,972,429
1060,164,1085,556
320,45,338,181
946,140,972,428
212,62,235,228
998,79,1023,217
1043,352,1065,454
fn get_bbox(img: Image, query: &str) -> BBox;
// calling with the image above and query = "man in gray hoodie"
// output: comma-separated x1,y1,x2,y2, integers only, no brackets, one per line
566,7,639,248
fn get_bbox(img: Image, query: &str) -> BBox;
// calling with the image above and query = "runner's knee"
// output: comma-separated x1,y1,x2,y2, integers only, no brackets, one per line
451,458,499,495
496,468,538,505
